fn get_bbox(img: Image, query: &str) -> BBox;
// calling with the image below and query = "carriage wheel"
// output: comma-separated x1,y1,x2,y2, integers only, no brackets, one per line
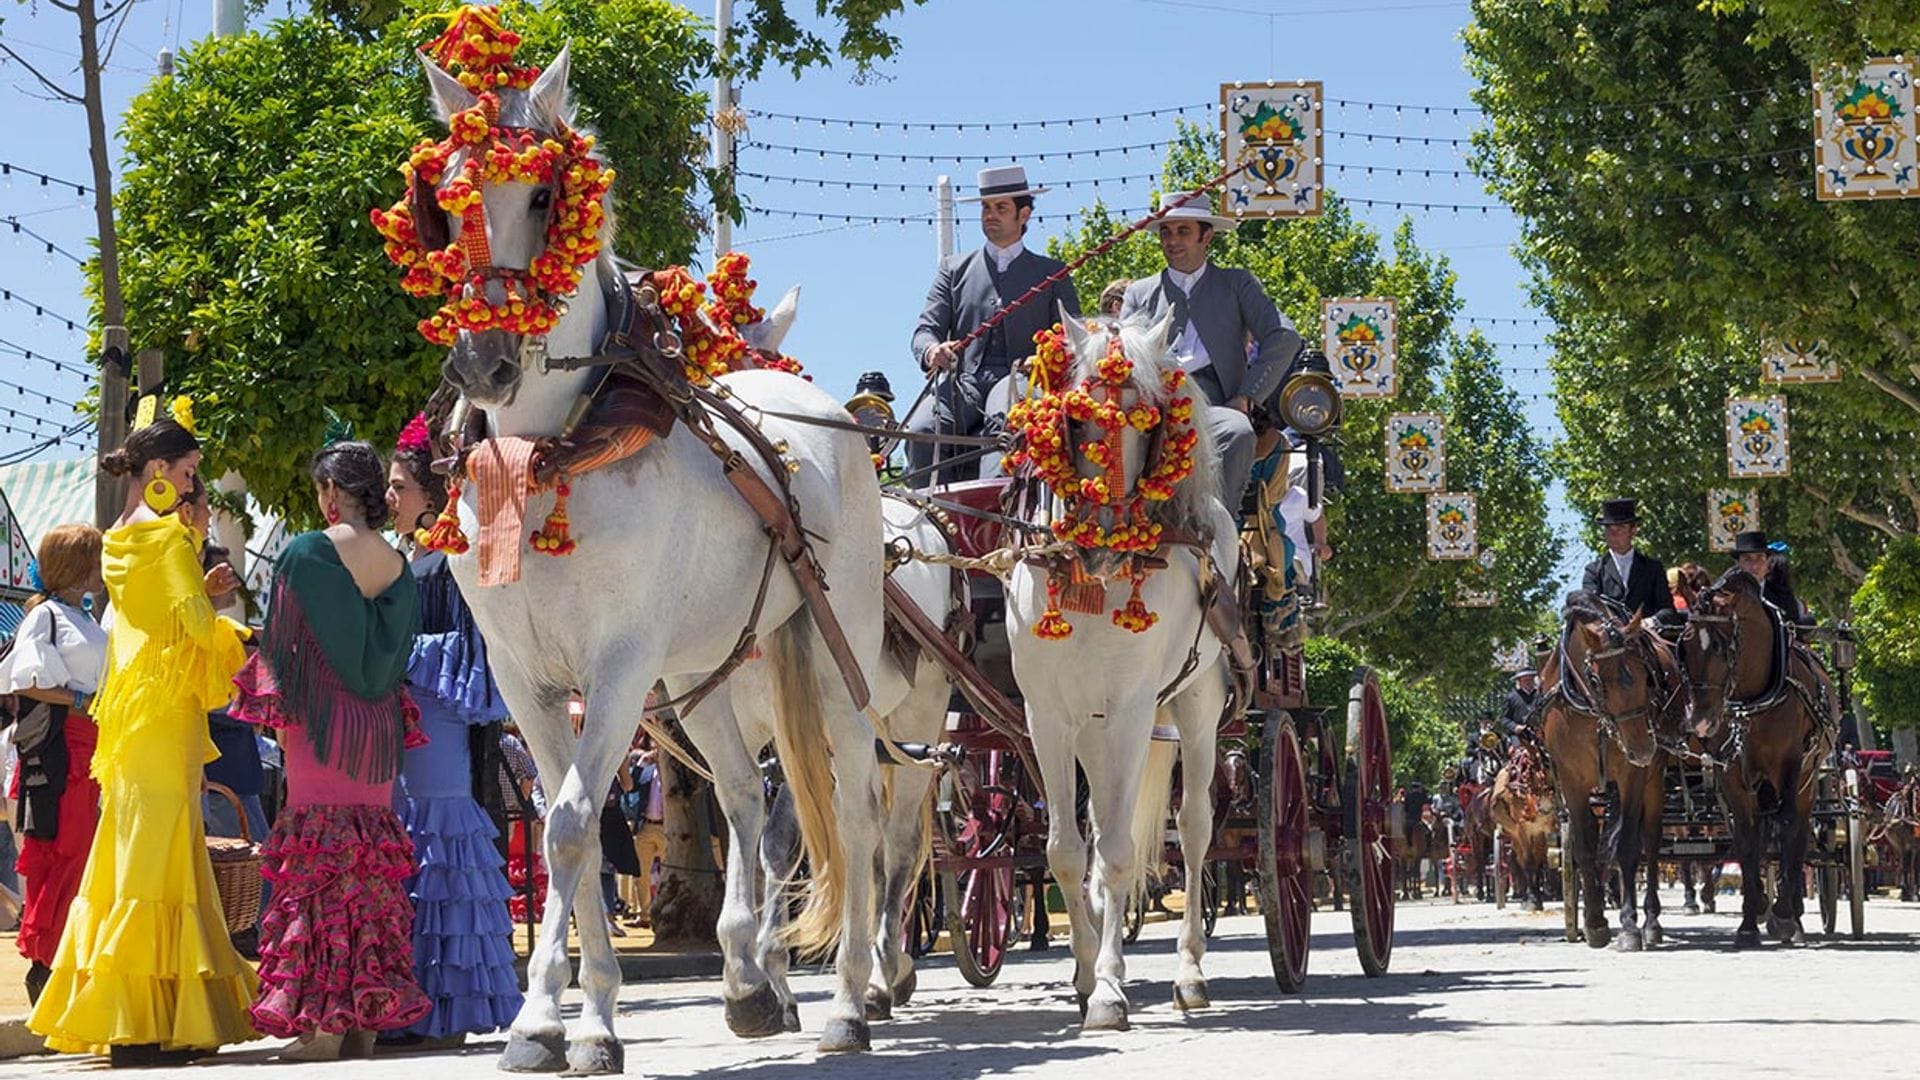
1257,714,1313,993
1347,669,1396,977
940,750,1020,988
1201,863,1221,939
1817,864,1839,936
904,870,940,959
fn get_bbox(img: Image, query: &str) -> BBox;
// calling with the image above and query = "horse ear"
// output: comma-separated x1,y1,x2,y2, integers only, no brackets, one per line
1059,302,1091,358
756,285,801,353
420,51,478,124
527,44,574,131
1147,308,1176,352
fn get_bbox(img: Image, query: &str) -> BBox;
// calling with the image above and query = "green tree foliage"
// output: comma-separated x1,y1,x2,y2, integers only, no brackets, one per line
1050,123,1560,696
1852,537,1920,729
1466,0,1918,618
1302,637,1455,786
1706,1,1920,69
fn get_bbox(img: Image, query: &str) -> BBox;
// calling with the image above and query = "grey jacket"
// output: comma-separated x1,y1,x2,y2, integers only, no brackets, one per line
1119,265,1303,406
911,247,1081,375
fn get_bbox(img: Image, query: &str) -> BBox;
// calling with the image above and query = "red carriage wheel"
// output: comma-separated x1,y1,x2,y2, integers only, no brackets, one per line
1347,668,1396,977
1258,713,1313,993
940,749,1020,988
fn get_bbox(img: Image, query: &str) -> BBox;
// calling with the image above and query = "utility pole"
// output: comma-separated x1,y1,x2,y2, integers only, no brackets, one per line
93,327,129,527
712,0,735,255
213,0,244,37
936,175,955,261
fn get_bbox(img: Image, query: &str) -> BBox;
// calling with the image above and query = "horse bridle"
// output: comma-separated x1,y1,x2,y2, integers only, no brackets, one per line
1678,601,1743,764
1559,619,1664,767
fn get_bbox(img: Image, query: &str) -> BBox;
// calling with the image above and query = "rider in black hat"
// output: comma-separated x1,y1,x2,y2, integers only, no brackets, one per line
1580,498,1676,622
1732,530,1810,626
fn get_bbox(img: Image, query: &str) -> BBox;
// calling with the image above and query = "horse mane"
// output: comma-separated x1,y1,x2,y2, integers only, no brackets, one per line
1560,589,1614,626
439,81,621,259
1072,316,1221,534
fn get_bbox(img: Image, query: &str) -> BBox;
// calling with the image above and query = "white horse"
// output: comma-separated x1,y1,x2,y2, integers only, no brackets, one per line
1005,312,1236,1030
416,52,886,1069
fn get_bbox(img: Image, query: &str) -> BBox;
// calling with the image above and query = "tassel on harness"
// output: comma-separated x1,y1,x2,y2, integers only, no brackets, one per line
423,478,472,554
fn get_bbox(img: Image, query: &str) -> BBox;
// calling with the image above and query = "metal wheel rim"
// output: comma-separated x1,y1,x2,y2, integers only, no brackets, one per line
1350,670,1396,975
1258,715,1313,992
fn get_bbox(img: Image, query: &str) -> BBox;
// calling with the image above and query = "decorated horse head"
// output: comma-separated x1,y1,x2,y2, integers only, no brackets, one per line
1006,309,1219,628
1558,591,1669,767
1679,566,1769,744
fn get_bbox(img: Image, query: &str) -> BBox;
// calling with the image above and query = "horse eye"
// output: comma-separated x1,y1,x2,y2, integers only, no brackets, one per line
530,189,553,213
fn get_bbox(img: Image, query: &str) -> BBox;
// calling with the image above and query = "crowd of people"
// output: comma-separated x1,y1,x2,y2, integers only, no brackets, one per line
0,411,716,1067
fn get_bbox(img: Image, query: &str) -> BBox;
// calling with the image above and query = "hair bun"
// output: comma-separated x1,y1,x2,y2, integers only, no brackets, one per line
100,448,136,476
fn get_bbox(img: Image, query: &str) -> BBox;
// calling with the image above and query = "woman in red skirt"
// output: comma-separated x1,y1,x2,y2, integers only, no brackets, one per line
3,524,108,1003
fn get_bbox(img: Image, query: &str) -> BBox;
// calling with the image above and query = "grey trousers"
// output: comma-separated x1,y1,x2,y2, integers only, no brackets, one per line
1206,405,1255,518
904,361,1010,486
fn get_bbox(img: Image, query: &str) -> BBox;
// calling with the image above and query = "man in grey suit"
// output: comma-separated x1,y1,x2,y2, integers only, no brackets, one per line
1119,191,1303,515
907,164,1081,484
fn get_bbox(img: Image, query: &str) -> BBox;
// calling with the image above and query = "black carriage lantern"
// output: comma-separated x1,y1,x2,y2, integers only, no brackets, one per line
1278,349,1343,510
1831,622,1857,673
846,371,898,455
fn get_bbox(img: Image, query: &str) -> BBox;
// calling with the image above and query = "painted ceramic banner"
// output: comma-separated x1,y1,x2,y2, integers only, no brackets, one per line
1221,81,1323,219
1324,297,1398,399
1726,396,1790,478
1452,583,1498,608
1426,492,1477,560
1384,412,1445,492
1816,58,1919,201
1707,488,1760,552
1493,640,1532,674
1760,339,1841,384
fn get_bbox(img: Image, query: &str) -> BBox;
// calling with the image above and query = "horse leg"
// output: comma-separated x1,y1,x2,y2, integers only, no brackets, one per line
1613,784,1645,952
868,664,946,1017
758,784,803,1032
1565,798,1610,948
676,681,785,1038
1168,672,1225,1011
1080,704,1155,1032
1029,698,1095,1016
812,674,884,1054
493,674,579,1074
1723,779,1765,948
1640,778,1665,947
1774,768,1813,947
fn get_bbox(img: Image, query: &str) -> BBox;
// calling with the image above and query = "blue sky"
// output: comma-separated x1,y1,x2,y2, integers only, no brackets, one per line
0,0,1588,590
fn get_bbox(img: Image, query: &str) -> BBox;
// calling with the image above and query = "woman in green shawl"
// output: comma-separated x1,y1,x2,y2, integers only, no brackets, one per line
230,441,428,1061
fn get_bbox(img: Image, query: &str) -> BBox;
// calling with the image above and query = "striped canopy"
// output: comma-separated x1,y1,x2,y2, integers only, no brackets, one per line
0,457,95,560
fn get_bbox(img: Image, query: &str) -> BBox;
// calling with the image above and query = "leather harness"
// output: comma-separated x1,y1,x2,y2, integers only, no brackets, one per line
443,271,872,718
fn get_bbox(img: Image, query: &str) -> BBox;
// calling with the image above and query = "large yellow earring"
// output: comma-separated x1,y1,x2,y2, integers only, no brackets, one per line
143,477,178,513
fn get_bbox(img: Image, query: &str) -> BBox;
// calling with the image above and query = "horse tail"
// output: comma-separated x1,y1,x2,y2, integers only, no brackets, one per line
768,611,849,957
1128,737,1179,901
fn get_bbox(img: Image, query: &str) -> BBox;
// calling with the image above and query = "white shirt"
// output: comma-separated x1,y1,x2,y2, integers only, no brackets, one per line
1166,264,1212,374
1609,549,1634,588
0,599,107,696
985,240,1024,273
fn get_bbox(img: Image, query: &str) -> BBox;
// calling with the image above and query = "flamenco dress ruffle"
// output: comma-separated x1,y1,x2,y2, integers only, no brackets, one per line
233,646,432,1038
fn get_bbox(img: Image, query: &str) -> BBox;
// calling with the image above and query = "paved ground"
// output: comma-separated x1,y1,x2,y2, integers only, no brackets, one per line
5,892,1917,1078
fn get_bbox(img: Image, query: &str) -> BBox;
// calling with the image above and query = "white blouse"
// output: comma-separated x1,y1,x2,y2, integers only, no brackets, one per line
2,599,107,695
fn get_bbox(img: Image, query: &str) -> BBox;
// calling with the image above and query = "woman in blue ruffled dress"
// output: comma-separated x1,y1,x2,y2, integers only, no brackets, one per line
384,415,522,1046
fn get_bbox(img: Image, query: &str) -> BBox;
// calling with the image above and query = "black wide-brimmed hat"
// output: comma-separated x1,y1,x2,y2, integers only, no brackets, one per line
1595,498,1640,525
1732,530,1770,554
855,371,894,402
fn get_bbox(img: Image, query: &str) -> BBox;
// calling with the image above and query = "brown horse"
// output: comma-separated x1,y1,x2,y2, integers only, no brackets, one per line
1870,768,1919,902
1491,740,1560,911
1539,592,1681,950
1681,569,1838,947
1462,785,1496,901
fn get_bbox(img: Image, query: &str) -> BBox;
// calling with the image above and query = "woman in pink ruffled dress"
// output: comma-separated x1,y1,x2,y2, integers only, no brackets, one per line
231,441,428,1060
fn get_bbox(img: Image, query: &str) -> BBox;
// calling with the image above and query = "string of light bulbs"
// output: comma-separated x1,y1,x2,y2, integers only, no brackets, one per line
1,217,86,266
0,376,78,411
0,160,92,200
0,336,93,377
0,287,87,334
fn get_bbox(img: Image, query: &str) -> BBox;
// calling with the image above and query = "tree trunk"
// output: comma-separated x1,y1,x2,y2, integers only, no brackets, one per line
648,746,724,946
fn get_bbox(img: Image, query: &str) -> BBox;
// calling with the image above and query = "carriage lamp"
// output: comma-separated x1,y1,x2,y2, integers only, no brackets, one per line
845,390,896,454
1277,364,1343,438
1831,622,1857,672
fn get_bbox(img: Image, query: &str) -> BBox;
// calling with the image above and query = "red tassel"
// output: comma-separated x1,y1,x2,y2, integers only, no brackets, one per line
1033,577,1074,640
422,479,471,554
530,476,578,556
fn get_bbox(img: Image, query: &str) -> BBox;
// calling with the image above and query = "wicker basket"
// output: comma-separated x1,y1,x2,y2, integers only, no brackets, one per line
203,781,263,935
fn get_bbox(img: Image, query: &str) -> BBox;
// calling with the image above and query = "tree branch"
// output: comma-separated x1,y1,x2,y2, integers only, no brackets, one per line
1858,364,1920,417
1893,457,1920,528
0,43,81,104
100,0,139,70
48,0,81,13
1324,571,1423,638
1827,530,1866,585
1799,482,1903,538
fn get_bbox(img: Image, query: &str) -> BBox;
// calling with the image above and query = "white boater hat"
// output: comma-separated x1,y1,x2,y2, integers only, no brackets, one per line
957,164,1051,202
1152,190,1238,232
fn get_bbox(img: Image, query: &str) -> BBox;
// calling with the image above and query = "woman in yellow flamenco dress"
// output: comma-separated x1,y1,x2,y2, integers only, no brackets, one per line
28,414,259,1067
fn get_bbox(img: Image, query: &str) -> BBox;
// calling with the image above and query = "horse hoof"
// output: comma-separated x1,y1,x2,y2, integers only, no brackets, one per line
891,968,917,1007
1083,998,1129,1032
1683,902,1700,916
1529,897,1544,913
863,987,892,1022
1614,928,1643,953
1646,924,1663,948
1734,927,1762,949
499,1030,570,1074
782,1003,801,1033
1173,979,1211,1011
724,984,786,1039
561,1037,624,1077
1703,898,1717,914
818,1018,871,1054
1074,992,1089,1020
1585,925,1612,950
